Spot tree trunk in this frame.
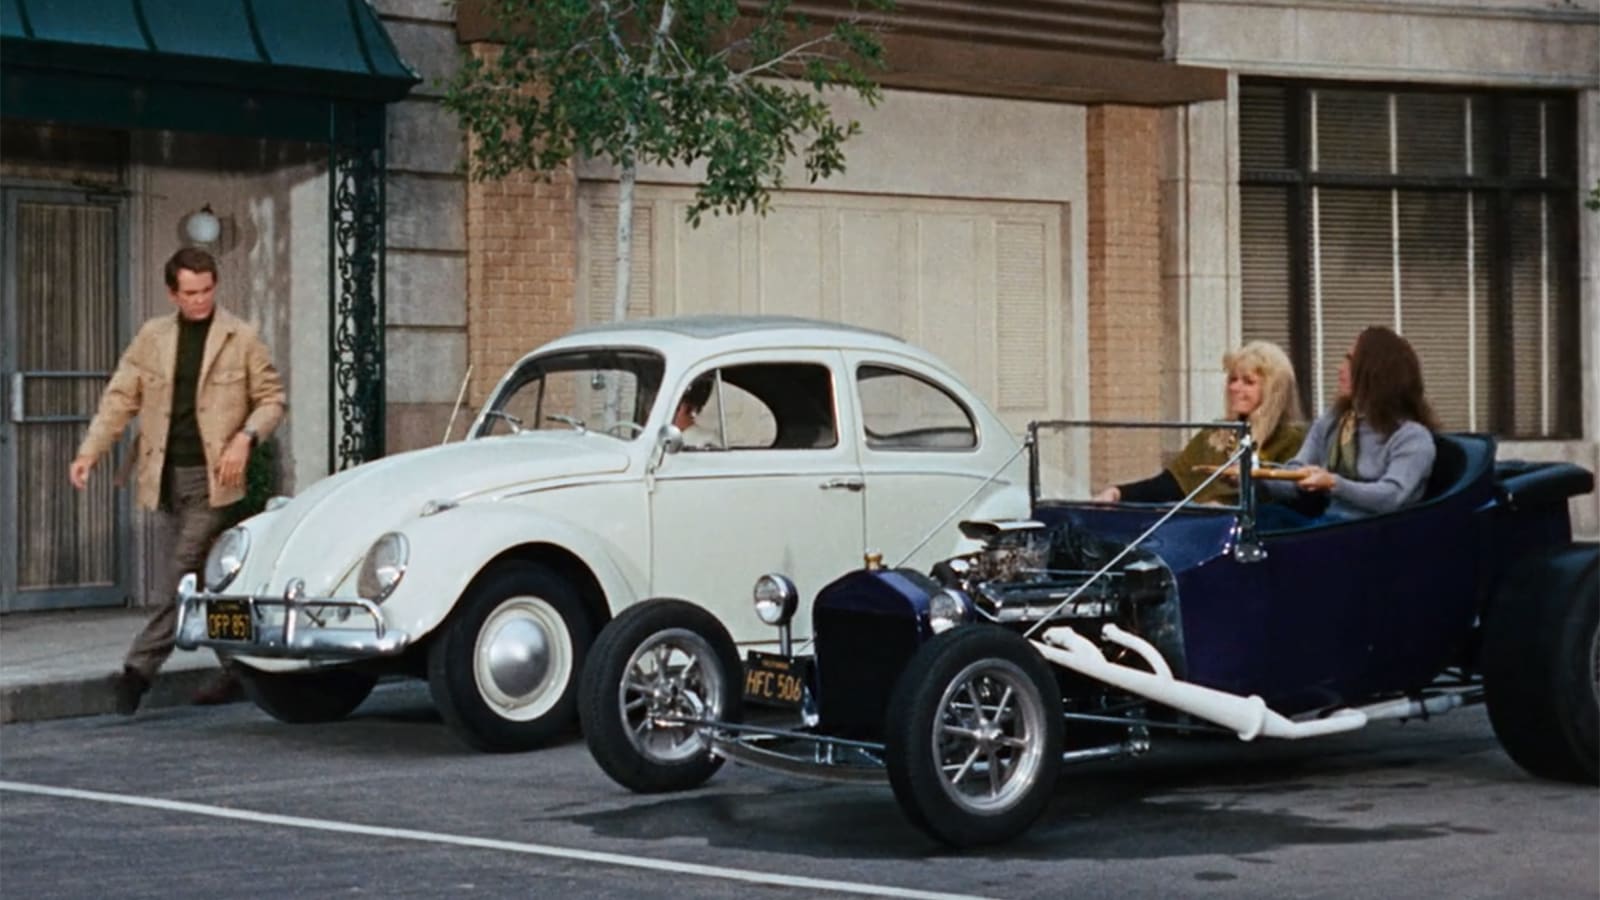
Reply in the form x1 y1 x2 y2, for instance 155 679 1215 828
612 159 636 326
603 158 638 428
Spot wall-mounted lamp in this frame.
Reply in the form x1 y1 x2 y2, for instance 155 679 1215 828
182 204 221 245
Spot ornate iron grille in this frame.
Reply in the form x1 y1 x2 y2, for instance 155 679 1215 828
329 103 387 470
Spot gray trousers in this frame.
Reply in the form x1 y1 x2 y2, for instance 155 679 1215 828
123 465 228 679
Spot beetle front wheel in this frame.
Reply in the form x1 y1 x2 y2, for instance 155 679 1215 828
427 560 591 752
885 626 1063 847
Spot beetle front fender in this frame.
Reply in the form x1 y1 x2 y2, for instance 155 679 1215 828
361 505 644 646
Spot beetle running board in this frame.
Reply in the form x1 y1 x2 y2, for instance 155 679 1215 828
1039 624 1391 741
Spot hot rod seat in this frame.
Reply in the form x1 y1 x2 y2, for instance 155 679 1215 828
1419 433 1495 505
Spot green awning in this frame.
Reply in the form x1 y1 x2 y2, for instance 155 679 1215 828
1 0 419 142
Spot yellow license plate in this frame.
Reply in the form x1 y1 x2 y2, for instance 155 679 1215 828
205 599 253 641
743 651 809 708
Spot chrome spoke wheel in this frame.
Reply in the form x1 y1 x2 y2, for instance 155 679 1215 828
931 658 1048 814
617 628 726 764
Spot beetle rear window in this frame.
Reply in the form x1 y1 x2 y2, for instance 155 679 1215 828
856 365 977 450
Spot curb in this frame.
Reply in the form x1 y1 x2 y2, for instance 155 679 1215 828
1 666 230 724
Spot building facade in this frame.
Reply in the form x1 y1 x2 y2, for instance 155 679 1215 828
3 0 1594 612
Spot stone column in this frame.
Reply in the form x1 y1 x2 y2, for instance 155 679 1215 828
1162 87 1238 428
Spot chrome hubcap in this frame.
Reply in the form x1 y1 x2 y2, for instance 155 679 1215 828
474 597 572 722
486 617 550 698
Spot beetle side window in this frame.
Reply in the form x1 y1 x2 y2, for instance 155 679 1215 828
856 365 977 450
678 363 837 451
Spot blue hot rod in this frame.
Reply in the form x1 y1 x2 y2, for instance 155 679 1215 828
578 421 1597 847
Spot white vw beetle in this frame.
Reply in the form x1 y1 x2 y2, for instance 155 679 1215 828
176 315 1028 751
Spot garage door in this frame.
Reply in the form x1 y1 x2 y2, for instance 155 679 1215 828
576 184 1071 439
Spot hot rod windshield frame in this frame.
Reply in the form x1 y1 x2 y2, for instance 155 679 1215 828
1025 419 1265 561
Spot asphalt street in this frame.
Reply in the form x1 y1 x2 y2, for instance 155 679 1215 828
0 682 1595 899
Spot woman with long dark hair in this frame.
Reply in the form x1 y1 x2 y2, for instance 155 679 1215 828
1262 326 1439 525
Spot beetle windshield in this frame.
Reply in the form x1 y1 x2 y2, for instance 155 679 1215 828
475 349 665 441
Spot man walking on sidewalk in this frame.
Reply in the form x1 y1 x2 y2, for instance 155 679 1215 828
68 247 286 714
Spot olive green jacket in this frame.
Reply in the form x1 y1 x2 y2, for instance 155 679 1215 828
1168 421 1307 505
76 308 286 510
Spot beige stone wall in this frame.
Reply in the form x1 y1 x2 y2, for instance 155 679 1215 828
379 4 471 453
1086 105 1168 489
1162 93 1239 429
1169 0 1599 87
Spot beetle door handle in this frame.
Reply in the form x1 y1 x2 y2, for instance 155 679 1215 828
820 477 864 492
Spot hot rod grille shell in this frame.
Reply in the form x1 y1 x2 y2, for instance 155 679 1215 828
813 608 923 741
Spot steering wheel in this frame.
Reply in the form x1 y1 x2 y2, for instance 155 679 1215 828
604 421 645 438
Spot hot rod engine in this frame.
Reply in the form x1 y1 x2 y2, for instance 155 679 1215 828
933 519 1186 678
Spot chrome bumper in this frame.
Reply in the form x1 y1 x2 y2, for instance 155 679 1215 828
174 573 412 659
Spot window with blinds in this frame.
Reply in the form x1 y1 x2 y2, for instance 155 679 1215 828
1239 81 1581 439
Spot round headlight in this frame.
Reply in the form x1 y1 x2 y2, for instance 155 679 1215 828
928 588 969 634
358 532 409 602
204 527 250 591
752 573 799 626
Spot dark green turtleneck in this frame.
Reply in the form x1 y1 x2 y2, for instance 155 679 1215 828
165 314 211 467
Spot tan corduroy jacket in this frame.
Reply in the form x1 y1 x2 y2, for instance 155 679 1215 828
76 307 286 510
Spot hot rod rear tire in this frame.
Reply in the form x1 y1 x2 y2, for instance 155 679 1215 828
427 560 592 753
1481 542 1598 785
238 665 377 724
884 626 1063 848
579 599 743 793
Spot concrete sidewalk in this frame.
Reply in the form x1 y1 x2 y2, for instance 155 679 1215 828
0 608 226 723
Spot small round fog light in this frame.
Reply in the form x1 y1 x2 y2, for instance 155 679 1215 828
752 573 799 626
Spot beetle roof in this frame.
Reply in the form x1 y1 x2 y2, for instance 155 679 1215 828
567 314 902 344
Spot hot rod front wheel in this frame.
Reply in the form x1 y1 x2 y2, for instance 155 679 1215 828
885 626 1063 848
427 560 592 752
579 599 743 793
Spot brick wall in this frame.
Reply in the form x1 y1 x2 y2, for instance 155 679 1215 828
1086 104 1167 488
461 44 580 414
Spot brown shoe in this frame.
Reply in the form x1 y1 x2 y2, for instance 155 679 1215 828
113 667 149 716
192 668 243 706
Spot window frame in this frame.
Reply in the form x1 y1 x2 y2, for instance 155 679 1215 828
1238 77 1582 439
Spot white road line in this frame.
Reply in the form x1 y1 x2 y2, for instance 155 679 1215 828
0 780 992 900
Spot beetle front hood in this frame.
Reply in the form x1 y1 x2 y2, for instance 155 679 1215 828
247 434 633 595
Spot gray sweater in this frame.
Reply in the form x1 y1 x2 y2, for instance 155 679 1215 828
1264 411 1436 519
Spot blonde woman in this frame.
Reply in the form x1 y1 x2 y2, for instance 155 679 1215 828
1095 341 1305 505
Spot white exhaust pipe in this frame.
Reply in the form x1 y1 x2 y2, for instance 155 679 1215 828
1035 625 1368 740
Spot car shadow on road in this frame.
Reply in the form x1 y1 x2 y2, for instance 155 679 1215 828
567 728 1510 860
